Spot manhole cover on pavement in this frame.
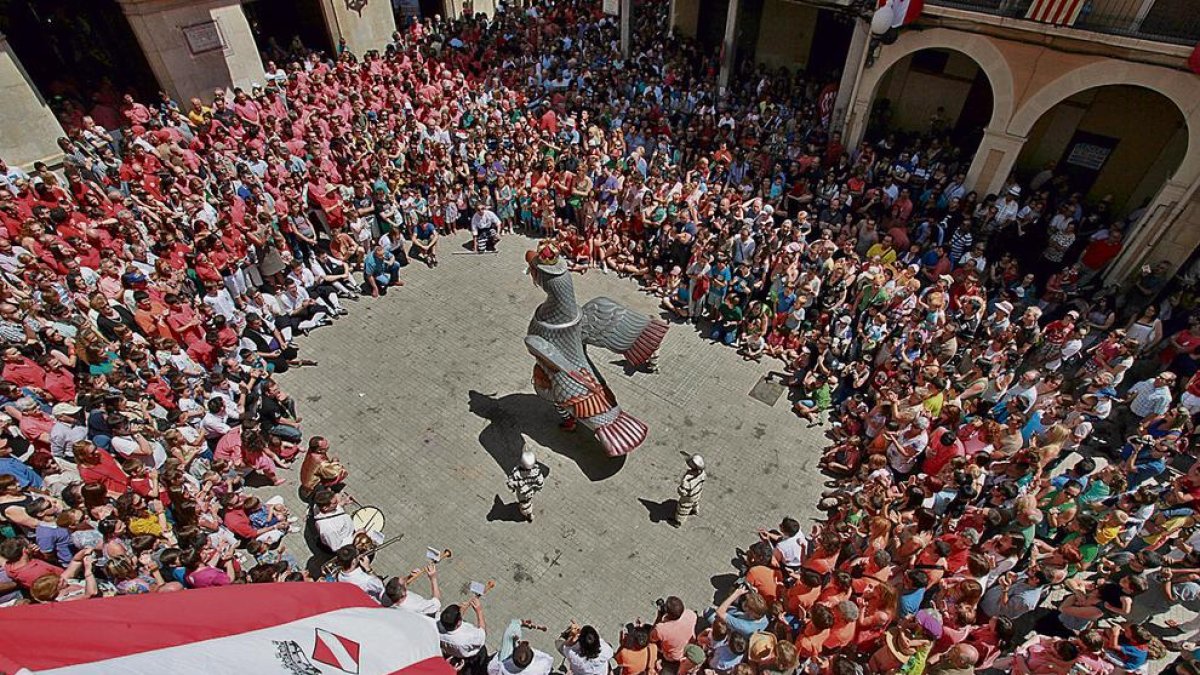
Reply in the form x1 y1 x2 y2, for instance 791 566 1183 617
748 377 786 407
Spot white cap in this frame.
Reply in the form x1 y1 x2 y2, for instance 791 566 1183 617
520 450 536 469
687 454 705 470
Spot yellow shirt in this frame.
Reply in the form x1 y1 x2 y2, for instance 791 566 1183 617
128 514 163 537
187 106 213 126
923 392 945 418
866 243 897 264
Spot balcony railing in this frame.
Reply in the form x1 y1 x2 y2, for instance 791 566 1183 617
926 0 1200 45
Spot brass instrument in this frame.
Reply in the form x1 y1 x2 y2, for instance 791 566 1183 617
402 548 453 584
321 533 405 579
457 580 497 608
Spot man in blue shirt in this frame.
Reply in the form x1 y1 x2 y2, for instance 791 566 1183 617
897 569 928 617
0 438 42 490
363 245 402 297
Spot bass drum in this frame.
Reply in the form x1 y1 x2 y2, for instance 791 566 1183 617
351 505 386 537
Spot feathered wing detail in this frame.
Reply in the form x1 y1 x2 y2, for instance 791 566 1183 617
594 411 648 457
561 368 615 419
580 297 669 368
526 336 615 419
525 335 647 456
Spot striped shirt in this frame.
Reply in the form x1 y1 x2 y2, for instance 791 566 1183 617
1128 379 1172 418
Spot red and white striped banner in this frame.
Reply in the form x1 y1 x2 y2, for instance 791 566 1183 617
0 583 455 675
1025 0 1085 26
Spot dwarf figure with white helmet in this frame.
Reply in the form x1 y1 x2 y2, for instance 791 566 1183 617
672 454 707 527
507 446 545 522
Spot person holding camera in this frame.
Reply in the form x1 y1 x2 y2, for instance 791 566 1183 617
651 596 697 675
557 621 613 675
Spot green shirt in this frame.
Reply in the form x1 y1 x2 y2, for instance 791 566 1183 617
719 303 743 324
812 384 832 410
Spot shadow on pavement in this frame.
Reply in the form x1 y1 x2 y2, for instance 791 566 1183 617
486 495 529 523
637 497 678 524
467 390 626 481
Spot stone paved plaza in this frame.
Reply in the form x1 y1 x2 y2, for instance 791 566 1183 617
270 231 827 647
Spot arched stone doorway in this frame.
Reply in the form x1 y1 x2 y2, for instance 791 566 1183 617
846 27 1016 151
866 48 995 159
1006 59 1200 282
1013 85 1187 222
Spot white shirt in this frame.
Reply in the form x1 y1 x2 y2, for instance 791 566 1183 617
338 566 387 604
313 506 356 552
278 288 313 315
775 533 808 568
1 165 29 195
49 421 88 459
391 590 442 617
558 639 614 675
0 244 30 274
110 434 167 468
471 210 501 234
488 650 555 675
440 622 487 658
201 411 233 441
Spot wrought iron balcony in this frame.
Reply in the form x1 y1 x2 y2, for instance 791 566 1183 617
925 0 1200 45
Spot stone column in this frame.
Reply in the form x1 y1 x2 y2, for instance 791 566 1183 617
1106 178 1200 284
0 33 66 169
621 0 633 58
844 95 873 148
670 0 701 38
718 0 740 93
318 0 398 56
963 128 1027 197
119 0 265 106
831 18 870 136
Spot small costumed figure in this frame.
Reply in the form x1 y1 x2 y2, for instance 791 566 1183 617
507 447 545 522
671 454 706 527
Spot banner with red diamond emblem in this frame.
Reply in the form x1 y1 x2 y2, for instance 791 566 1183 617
0 583 454 675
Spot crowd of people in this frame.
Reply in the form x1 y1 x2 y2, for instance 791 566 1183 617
2 0 1200 672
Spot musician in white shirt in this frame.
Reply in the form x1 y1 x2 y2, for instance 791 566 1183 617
334 543 386 603
439 598 488 668
310 488 355 552
384 564 443 616
488 642 554 675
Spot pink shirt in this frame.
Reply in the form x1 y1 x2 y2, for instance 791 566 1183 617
186 566 231 588
650 610 698 662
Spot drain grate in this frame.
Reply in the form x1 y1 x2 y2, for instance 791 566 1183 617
748 377 786 407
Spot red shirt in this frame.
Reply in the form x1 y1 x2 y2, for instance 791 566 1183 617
1081 237 1122 270
42 366 76 402
223 508 259 540
5 559 64 588
80 451 131 496
2 358 46 389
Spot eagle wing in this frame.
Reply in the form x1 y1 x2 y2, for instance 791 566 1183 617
525 335 614 419
579 296 669 368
